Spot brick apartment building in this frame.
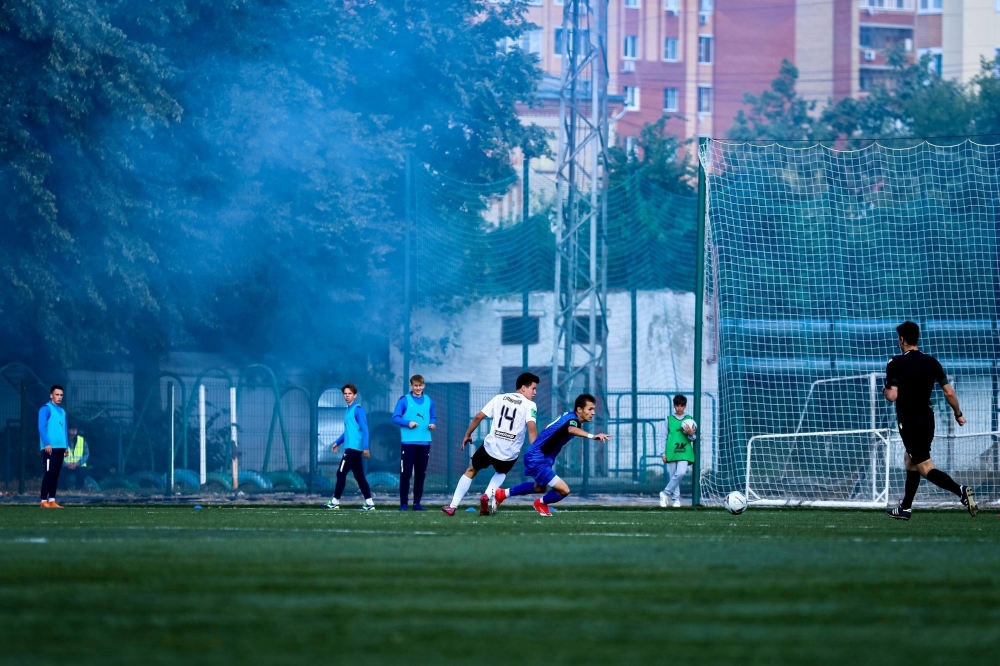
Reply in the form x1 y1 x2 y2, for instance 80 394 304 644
516 0 1000 156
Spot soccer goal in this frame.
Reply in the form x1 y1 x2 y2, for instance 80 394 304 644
746 428 1000 508
696 139 1000 508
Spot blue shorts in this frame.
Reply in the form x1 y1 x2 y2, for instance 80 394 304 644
523 453 557 488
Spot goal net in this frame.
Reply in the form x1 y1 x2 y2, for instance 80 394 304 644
699 140 1000 508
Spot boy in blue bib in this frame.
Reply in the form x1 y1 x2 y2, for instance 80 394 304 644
324 383 375 511
391 374 436 511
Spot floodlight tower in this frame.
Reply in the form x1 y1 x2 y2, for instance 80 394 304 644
551 0 610 422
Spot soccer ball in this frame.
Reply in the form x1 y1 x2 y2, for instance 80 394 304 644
682 420 697 436
724 491 747 515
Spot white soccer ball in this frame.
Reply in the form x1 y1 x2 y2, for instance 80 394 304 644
724 491 747 515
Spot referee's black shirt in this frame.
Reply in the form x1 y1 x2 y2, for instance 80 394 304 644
885 350 948 426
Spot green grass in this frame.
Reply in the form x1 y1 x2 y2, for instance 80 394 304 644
1 504 998 665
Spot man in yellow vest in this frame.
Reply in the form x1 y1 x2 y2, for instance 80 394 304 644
64 426 90 490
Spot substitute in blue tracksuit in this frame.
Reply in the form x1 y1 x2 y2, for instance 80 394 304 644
391 375 436 511
325 383 375 511
38 385 69 508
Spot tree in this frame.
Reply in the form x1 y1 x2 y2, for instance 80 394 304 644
820 49 975 145
0 0 182 371
727 60 830 143
607 117 695 194
1 0 541 377
729 49 1000 147
605 117 698 291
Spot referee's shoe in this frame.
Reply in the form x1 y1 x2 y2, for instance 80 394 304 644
960 486 978 517
886 503 911 521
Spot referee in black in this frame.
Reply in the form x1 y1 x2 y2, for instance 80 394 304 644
883 321 977 520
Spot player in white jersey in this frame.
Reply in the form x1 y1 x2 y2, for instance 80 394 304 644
441 372 539 516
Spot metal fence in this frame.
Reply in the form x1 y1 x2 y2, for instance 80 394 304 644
1 362 688 499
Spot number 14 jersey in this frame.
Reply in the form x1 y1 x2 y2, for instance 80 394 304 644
480 392 537 461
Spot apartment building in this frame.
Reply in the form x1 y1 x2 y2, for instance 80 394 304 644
520 0 856 145
518 0 996 151
942 0 1000 83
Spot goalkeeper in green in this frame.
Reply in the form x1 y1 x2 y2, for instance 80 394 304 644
660 394 696 508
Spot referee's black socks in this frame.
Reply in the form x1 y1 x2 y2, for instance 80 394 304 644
926 469 962 497
901 471 921 510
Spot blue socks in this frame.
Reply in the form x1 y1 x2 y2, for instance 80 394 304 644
508 483 567 504
509 481 536 497
542 489 564 505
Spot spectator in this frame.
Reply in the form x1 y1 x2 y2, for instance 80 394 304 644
64 426 90 490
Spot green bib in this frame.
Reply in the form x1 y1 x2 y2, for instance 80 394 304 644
665 413 695 463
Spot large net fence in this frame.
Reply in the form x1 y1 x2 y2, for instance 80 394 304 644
405 165 698 496
699 140 1000 508
1 163 700 500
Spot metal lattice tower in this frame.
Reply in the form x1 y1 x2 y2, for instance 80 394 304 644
551 0 610 419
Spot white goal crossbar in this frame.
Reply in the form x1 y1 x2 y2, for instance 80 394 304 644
745 429 1000 509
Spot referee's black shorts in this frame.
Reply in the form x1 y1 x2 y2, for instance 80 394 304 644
898 419 934 465
471 445 518 474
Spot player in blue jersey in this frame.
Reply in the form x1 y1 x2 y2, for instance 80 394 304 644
488 393 610 517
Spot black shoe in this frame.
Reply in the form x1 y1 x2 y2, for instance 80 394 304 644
886 504 911 521
960 486 978 517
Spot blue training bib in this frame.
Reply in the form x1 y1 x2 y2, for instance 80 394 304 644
400 394 432 443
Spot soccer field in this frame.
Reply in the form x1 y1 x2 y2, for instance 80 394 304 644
1 506 998 665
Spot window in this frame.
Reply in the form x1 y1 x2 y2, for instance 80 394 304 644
859 26 913 50
624 86 640 111
625 0 639 7
698 85 712 113
573 316 606 345
699 0 713 12
663 37 678 61
623 35 638 59
663 87 678 112
861 0 912 9
502 317 540 346
918 47 942 76
664 0 679 11
520 28 542 56
918 0 942 12
698 35 714 64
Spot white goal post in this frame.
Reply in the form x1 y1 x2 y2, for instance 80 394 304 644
746 429 1000 508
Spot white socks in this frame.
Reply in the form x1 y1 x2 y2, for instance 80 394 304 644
450 474 474 508
485 473 506 495
329 497 339 506
365 498 374 506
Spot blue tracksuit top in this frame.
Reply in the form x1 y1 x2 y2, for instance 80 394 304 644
392 393 436 444
335 403 370 451
38 402 69 450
